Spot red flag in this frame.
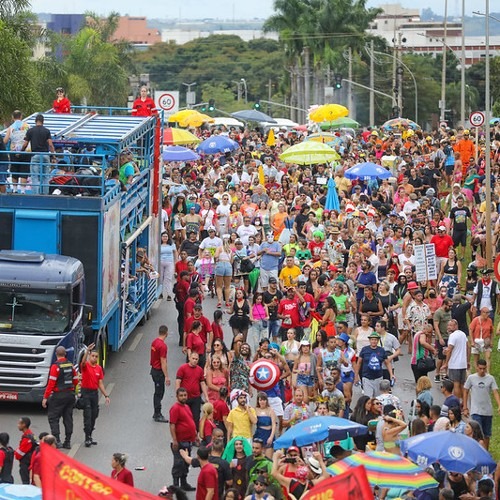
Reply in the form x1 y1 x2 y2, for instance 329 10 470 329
302 465 374 500
40 442 159 499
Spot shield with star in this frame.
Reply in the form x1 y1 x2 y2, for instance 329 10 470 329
249 360 280 391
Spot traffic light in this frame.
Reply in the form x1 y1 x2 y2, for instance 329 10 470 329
254 99 261 110
208 99 215 112
334 74 343 90
201 103 207 112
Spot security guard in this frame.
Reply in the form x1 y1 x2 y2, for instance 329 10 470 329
42 346 78 449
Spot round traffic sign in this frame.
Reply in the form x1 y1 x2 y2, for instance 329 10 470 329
495 254 500 283
158 93 176 111
469 111 485 128
439 121 447 128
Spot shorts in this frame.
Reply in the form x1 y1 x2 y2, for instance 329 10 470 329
436 339 448 360
10 153 31 179
296 374 315 387
268 319 281 339
471 339 492 355
448 368 467 384
268 396 284 417
341 371 355 384
445 164 455 175
215 261 232 277
452 230 467 247
259 268 278 288
471 414 493 437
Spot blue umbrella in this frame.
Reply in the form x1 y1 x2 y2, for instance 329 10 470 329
273 416 367 448
400 431 496 475
162 146 200 162
344 162 391 180
325 177 340 211
232 109 277 123
196 135 239 154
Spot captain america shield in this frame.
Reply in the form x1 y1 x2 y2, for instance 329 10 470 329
249 360 280 391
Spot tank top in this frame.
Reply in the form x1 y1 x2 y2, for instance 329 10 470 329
252 303 267 320
443 259 458 275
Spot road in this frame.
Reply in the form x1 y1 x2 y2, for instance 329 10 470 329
0 296 446 495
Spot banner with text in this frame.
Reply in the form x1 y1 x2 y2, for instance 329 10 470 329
41 442 158 499
414 244 437 282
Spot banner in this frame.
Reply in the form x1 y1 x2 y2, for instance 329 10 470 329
41 442 158 499
302 465 374 500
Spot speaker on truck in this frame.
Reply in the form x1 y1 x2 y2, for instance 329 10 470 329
0 212 13 250
61 215 99 312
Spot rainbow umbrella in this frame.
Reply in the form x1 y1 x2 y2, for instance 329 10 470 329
162 128 201 145
327 451 438 490
381 118 420 132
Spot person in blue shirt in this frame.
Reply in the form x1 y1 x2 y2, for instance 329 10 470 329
258 233 282 292
355 261 378 304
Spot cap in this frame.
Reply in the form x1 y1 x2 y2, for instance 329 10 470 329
324 377 334 384
426 188 435 196
453 183 461 188
329 265 339 272
368 332 380 339
407 281 419 290
426 136 432 141
268 277 278 284
438 225 446 231
287 445 300 453
255 474 268 485
207 226 216 232
338 332 350 344
370 131 379 137
300 339 311 346
481 268 494 275
308 457 322 475
464 129 470 135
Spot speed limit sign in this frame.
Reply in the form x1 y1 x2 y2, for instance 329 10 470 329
469 111 485 128
154 91 179 117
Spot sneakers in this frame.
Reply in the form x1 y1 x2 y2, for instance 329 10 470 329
180 483 196 492
56 440 63 449
434 374 441 383
85 438 93 448
62 441 72 450
153 414 169 423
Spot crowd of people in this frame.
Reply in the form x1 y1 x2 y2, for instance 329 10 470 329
155 120 500 500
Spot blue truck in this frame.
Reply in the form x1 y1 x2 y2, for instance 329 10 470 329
0 109 162 402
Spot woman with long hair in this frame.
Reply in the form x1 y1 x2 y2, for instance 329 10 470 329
320 296 338 338
448 407 466 434
199 402 216 446
160 232 177 301
228 289 251 341
350 395 378 451
254 392 277 458
249 292 269 352
206 356 229 404
172 194 188 248
214 235 233 309
292 340 318 403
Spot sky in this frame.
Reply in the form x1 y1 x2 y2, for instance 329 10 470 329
29 0 500 19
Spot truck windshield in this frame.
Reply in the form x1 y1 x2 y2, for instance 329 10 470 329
0 290 70 334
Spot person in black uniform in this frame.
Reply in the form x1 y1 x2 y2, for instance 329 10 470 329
42 346 78 449
0 433 14 484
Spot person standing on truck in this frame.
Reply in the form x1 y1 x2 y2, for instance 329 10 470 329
42 346 78 449
14 417 36 484
151 325 171 423
80 343 111 447
131 86 157 117
53 87 71 114
21 113 55 195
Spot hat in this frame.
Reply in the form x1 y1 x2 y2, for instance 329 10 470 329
287 445 300 453
481 268 494 275
308 457 322 475
371 131 379 137
379 379 391 391
331 227 340 234
207 226 216 232
329 265 339 272
268 277 278 284
324 377 335 384
438 225 446 231
300 339 310 346
426 188 435 196
407 281 419 290
453 183 461 188
425 136 432 142
255 475 268 486
389 211 397 216
464 129 470 135
409 193 417 200
338 332 350 344
368 332 380 339
269 342 280 351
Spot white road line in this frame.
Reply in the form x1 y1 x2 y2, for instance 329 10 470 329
68 442 81 458
128 332 144 352
152 300 162 310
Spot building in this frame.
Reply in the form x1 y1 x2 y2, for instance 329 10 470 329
113 16 161 47
368 3 500 66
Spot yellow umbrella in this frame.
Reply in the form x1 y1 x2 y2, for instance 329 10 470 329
266 128 276 147
306 132 338 143
179 112 215 128
280 141 340 165
258 164 265 185
309 104 349 123
168 109 199 123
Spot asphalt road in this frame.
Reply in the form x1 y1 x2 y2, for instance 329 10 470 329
0 296 446 495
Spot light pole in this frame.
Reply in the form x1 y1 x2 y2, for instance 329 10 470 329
440 0 448 123
370 48 419 124
232 80 242 101
182 82 197 109
461 0 466 125
473 5 493 267
240 78 248 103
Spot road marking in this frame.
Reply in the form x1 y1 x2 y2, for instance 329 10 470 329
68 442 81 458
128 332 143 352
152 300 162 310
100 382 115 405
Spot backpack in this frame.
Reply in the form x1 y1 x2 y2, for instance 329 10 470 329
19 434 37 464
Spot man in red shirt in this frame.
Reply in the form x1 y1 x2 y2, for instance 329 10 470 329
277 287 304 341
80 343 110 447
31 434 57 487
183 304 213 352
169 387 197 492
430 225 454 271
176 352 209 429
175 270 191 346
150 325 171 423
14 417 35 484
196 446 219 500
42 346 78 449
131 86 158 117
175 251 189 282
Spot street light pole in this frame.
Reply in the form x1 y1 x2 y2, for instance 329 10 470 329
485 0 493 267
240 78 248 103
460 0 466 125
182 82 197 109
440 0 448 122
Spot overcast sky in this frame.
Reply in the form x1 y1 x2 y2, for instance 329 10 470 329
30 0 500 19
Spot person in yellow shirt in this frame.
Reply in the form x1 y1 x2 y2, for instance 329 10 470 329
279 256 302 290
226 392 257 440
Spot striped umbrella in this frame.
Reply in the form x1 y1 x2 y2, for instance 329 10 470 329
162 128 201 145
327 451 438 490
